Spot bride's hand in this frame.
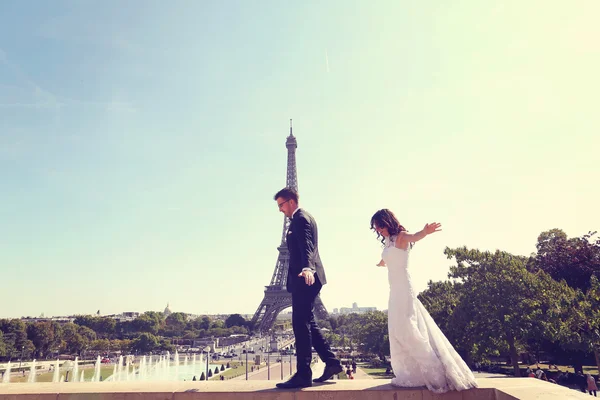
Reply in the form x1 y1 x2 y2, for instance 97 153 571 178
423 222 442 235
376 259 386 267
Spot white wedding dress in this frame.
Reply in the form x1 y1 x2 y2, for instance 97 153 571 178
382 235 478 393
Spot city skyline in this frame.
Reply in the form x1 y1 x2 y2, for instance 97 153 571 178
1 2 598 318
11 301 380 320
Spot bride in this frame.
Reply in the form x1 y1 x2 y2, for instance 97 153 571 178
371 209 478 393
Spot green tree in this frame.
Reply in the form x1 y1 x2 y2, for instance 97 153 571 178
323 332 343 347
225 314 247 328
208 328 228 338
0 331 6 357
556 276 600 374
230 326 248 335
26 321 62 359
164 312 187 336
132 333 159 353
90 339 110 352
0 319 29 358
95 318 116 338
61 323 86 355
73 315 96 329
199 316 212 330
115 321 136 338
352 311 389 359
78 326 97 342
210 319 225 329
445 246 573 376
116 339 133 354
158 338 175 352
132 312 163 335
183 330 199 340
328 316 338 331
144 311 166 326
534 229 600 291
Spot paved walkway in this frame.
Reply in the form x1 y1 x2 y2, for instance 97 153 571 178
232 360 297 381
232 359 327 382
352 366 374 379
230 359 375 381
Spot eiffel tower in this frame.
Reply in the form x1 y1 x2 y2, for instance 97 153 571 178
251 120 329 333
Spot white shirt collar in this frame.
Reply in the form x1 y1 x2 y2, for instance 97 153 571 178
291 207 301 218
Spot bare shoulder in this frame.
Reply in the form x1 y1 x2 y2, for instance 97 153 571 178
394 232 410 250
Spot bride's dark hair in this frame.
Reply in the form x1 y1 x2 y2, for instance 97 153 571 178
370 209 408 246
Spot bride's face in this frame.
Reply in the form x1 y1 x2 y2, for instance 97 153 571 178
374 224 390 237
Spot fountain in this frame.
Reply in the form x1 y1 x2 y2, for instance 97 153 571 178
111 364 117 381
2 351 225 384
125 357 130 381
2 362 11 383
52 360 60 383
70 358 77 384
91 356 101 382
116 356 123 381
27 360 37 383
174 351 179 381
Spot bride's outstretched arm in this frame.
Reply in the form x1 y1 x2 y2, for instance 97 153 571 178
376 259 386 267
395 222 442 247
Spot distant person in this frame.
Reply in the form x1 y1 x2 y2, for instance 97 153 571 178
587 374 598 396
535 368 544 379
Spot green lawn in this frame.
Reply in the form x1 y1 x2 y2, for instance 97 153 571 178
210 361 255 380
358 364 393 379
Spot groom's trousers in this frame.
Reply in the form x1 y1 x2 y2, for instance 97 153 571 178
291 281 338 379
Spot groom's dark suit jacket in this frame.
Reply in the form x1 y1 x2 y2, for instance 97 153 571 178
285 208 327 293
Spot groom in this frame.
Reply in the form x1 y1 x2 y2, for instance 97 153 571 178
274 187 342 389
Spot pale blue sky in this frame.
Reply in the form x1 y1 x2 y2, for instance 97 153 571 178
1 1 598 318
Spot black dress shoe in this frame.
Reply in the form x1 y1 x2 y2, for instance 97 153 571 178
313 363 344 382
276 374 313 389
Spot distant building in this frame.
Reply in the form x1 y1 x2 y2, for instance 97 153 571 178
20 316 75 324
193 338 218 351
105 312 140 322
333 302 377 315
163 303 172 317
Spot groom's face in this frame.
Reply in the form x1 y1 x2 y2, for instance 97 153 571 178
276 197 296 218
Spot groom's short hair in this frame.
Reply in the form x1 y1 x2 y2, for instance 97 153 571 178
274 187 299 203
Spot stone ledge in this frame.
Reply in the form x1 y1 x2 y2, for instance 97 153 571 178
0 378 590 400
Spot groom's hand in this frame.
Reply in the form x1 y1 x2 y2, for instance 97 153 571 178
298 270 315 286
